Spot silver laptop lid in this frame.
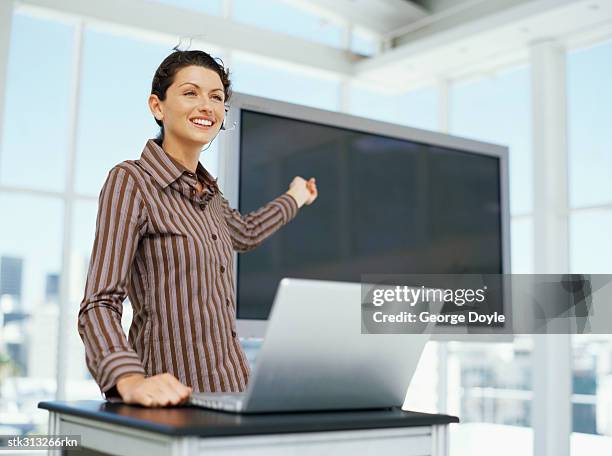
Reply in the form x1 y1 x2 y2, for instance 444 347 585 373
241 278 438 413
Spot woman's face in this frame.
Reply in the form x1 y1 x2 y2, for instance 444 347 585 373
149 65 226 147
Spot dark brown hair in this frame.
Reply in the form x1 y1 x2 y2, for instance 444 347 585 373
151 48 232 142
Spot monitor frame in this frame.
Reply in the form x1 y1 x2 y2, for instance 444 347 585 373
217 92 511 340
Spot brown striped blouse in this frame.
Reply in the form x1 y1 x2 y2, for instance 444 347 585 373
77 139 299 401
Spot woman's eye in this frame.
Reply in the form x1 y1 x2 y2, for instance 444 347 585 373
212 95 223 101
184 91 196 96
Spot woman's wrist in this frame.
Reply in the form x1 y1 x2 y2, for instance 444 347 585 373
285 189 306 208
116 373 145 396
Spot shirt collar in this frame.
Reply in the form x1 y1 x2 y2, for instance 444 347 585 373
138 139 219 192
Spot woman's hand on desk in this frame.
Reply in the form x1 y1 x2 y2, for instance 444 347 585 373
116 373 192 407
286 176 318 208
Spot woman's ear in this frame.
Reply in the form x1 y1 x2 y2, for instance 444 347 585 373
148 94 164 122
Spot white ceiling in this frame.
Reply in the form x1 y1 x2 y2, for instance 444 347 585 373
293 0 612 91
354 0 612 90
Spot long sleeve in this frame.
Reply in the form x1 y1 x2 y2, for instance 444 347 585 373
220 193 299 253
77 165 148 398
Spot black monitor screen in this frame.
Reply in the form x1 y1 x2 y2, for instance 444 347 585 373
237 110 502 320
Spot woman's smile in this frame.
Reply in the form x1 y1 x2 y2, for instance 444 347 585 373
190 116 215 130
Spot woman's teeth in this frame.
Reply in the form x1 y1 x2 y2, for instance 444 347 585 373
192 119 213 127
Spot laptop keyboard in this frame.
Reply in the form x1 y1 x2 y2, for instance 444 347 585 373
192 393 244 401
190 392 245 410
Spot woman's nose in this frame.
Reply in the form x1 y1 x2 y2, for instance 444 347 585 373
197 96 214 112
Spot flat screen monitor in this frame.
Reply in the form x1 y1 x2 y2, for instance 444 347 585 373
219 94 510 338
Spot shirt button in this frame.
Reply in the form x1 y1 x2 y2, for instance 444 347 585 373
200 202 206 210
231 330 237 338
220 265 225 273
212 233 217 240
226 298 230 306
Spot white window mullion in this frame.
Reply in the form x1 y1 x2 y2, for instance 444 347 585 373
0 0 14 178
56 19 84 401
530 38 572 456
531 39 570 274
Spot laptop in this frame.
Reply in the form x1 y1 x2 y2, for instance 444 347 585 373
188 278 439 413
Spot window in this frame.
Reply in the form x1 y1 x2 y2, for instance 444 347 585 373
448 337 533 427
450 65 532 217
0 12 73 436
567 38 612 275
349 83 399 124
0 13 74 192
232 55 341 111
572 335 612 439
349 83 439 131
449 65 532 274
74 27 172 196
570 209 612 274
446 337 534 454
233 0 345 48
567 39 612 209
399 86 438 131
0 194 63 434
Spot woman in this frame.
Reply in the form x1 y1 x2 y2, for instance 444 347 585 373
77 49 318 408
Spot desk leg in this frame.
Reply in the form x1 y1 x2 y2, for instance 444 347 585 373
431 424 449 456
48 412 61 456
170 437 193 456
